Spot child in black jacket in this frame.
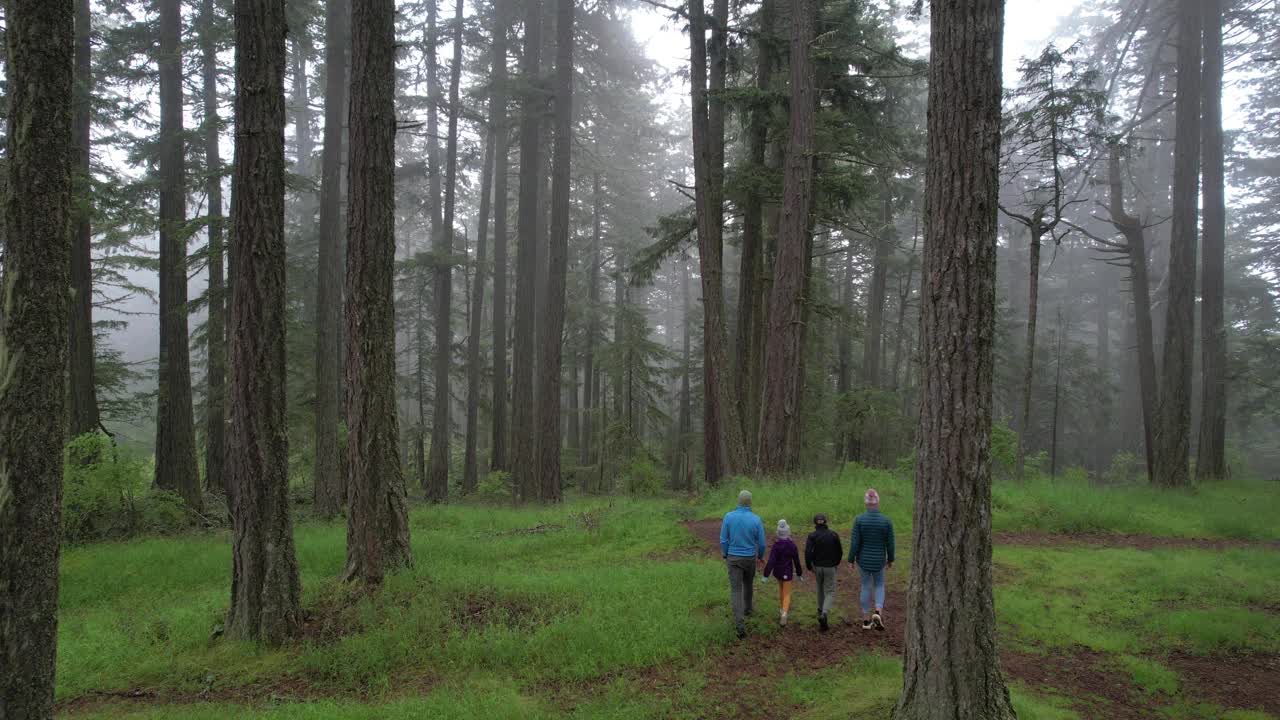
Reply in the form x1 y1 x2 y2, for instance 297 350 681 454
804 513 843 632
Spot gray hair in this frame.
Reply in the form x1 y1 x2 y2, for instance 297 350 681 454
737 490 753 507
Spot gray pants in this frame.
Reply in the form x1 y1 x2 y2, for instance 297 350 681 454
726 556 757 631
814 566 838 616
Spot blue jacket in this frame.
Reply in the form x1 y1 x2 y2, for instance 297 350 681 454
849 510 895 573
720 506 766 559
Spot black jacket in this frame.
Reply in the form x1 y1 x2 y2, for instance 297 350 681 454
804 526 844 569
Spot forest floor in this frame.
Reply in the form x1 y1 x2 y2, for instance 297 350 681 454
53 469 1280 719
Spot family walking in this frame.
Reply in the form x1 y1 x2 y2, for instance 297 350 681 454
719 488 895 639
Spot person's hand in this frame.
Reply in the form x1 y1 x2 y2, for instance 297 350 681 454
848 562 856 572
886 562 893 572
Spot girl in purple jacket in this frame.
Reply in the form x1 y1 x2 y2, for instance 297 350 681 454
763 519 803 626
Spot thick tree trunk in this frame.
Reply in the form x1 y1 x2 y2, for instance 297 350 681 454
201 0 227 497
291 36 316 247
465 14 505 495
757 0 816 474
1197 0 1226 482
314 0 348 518
580 172 602 466
512 0 544 501
345 0 413 584
69 0 99 439
1014 230 1043 479
489 2 512 473
426 0 465 504
534 0 574 504
0 3 74 714
226 0 303 645
893 0 1016 717
735 0 774 444
1153 0 1201 488
155 0 202 512
689 0 748 484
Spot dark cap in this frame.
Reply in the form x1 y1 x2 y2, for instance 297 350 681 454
813 513 828 526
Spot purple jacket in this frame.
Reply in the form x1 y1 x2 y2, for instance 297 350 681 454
763 538 803 581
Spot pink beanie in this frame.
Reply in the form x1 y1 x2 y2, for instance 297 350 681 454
864 488 880 509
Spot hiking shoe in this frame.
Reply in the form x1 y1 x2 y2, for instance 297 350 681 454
780 611 788 626
736 626 746 640
819 614 829 632
872 611 885 631
861 620 873 631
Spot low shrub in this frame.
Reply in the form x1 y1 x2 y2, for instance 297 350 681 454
63 432 189 542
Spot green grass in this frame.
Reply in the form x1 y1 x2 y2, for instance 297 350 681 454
54 468 1280 718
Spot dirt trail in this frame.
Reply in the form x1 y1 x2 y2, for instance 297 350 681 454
678 518 1280 719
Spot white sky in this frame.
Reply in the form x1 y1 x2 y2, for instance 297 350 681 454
628 0 1082 96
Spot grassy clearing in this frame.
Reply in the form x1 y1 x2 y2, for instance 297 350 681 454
995 545 1280 655
55 468 1280 718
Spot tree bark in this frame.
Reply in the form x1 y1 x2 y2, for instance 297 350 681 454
0 2 73 714
426 0 464 504
512 0 544 501
345 0 413 584
201 0 227 497
735 0 774 444
314 0 348 518
155 0 203 512
465 10 505 496
1094 274 1112 475
893 0 1016 717
689 0 748 484
1196 0 1226 482
757 0 816 474
489 0 512 472
1014 228 1044 479
534 0 573 504
890 229 918 390
1107 145 1157 482
225 0 303 645
1153 0 1201 488
69 0 99 439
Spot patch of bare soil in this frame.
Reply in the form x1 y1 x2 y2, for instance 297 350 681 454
994 530 1280 552
670 518 1280 719
1166 650 1280 716
450 592 551 634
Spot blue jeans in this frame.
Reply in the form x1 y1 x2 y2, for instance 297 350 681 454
859 569 885 615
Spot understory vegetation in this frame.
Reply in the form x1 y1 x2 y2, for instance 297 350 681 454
55 467 1280 719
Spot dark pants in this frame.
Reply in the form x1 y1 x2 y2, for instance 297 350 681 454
814 565 837 616
726 556 757 632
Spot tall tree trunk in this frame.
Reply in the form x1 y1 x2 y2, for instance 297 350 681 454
226 0 303 644
427 0 464 503
345 0 413 584
534 0 573 503
580 171 601 466
291 36 316 245
757 0 816 474
1094 274 1112 475
863 181 892 389
890 229 918 390
893 0 1016 716
1107 145 1158 482
1050 307 1064 476
489 2 512 473
1153 0 1201 488
314 0 349 518
201 0 227 497
735 0 774 443
0 2 74 714
155 0 202 513
1196 0 1226 482
1014 229 1044 479
689 0 748 484
512 0 543 501
465 12 505 495
69 0 99 439
836 243 853 459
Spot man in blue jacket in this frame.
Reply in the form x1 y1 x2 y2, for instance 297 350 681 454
720 489 767 639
